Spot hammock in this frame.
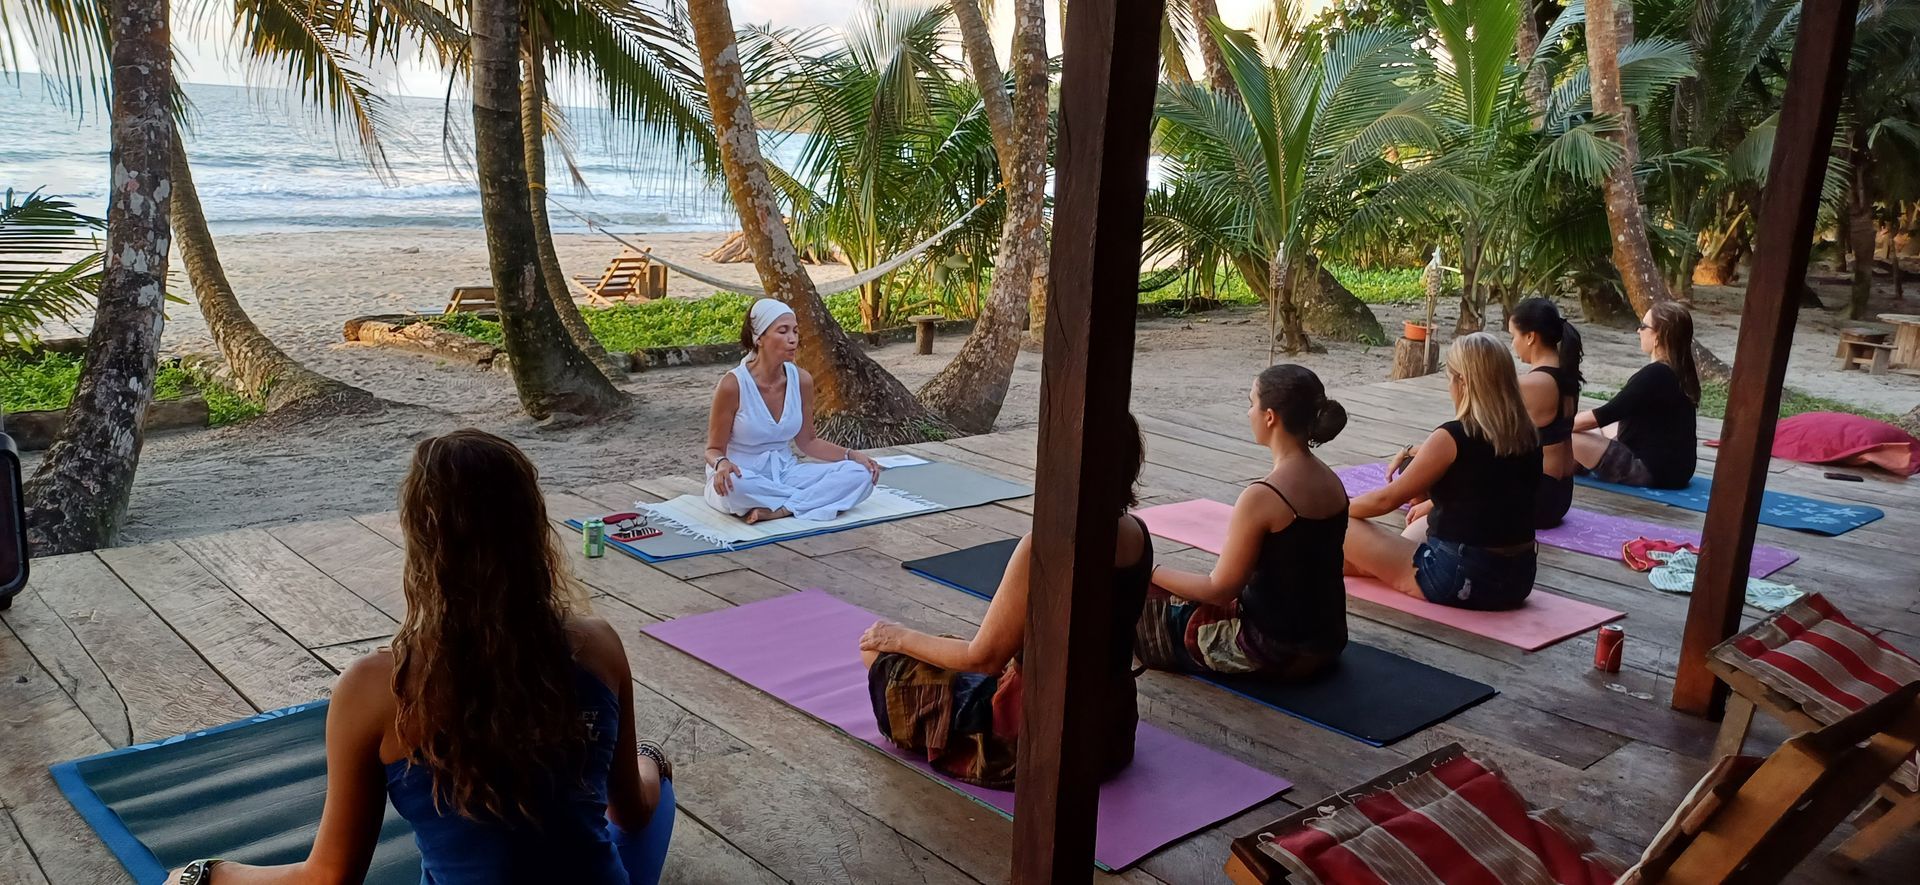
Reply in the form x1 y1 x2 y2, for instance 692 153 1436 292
548 192 999 297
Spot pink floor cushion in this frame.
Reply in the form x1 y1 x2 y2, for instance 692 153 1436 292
1762 412 1920 475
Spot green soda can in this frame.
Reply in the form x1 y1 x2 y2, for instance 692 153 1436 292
582 518 607 558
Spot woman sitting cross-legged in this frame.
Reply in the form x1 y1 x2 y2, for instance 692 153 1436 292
1508 297 1583 528
704 297 880 524
1345 333 1541 612
856 415 1153 789
1137 365 1350 682
167 430 675 885
1571 302 1700 490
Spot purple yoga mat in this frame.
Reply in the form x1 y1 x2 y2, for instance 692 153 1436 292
643 590 1292 869
1336 463 1800 578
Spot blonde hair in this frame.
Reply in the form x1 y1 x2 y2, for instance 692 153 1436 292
1446 333 1539 457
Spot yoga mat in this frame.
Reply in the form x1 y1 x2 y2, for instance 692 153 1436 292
901 543 1498 746
1573 474 1883 536
1135 499 1625 652
642 590 1291 869
1336 463 1801 577
567 460 1031 562
51 703 421 885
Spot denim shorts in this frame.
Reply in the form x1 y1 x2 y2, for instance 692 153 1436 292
1413 538 1536 611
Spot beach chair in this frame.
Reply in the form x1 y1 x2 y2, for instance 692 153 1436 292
1226 685 1920 884
1706 593 1920 870
443 285 496 314
575 248 667 306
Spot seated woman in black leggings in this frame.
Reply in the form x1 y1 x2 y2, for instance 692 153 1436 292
1343 333 1540 611
1508 298 1582 528
1138 365 1349 681
1571 302 1699 489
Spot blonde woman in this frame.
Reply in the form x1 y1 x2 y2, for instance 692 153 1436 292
1344 334 1542 611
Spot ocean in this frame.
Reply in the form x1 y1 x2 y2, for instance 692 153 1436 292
2 73 789 234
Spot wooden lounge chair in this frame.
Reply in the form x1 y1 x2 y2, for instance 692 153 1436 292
443 285 496 315
574 248 667 306
1707 593 1920 870
1227 684 1920 884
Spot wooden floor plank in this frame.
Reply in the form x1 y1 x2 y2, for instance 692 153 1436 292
0 807 50 885
0 586 131 748
175 529 396 648
660 814 786 885
0 629 132 885
269 518 407 621
97 543 337 712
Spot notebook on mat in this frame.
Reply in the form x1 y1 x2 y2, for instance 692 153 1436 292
642 590 1291 868
902 542 1496 745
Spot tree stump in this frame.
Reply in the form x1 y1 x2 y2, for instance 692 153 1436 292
910 315 943 355
1391 336 1438 380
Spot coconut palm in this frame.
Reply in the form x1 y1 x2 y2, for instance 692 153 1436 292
1588 0 1676 315
0 190 100 344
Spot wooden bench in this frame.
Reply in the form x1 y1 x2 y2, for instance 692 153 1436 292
908 315 943 354
575 248 668 306
443 285 496 315
1837 327 1895 374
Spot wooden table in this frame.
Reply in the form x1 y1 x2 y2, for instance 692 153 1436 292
1876 314 1920 367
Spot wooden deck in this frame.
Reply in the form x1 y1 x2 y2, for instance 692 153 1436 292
4 375 1919 883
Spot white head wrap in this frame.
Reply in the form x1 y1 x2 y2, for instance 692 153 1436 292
749 298 796 345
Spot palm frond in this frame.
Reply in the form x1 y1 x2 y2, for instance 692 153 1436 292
0 189 103 344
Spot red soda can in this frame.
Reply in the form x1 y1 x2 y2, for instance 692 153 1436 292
1594 625 1625 672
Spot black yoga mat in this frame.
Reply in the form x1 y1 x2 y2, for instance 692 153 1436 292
903 542 1498 746
52 702 421 884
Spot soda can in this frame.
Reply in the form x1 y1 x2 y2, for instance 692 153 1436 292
1594 624 1624 673
583 518 607 559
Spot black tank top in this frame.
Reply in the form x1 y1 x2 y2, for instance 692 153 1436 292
1108 516 1154 674
1428 421 1541 547
1530 365 1576 446
1237 482 1348 653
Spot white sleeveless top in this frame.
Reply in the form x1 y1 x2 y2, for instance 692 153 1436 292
726 359 801 464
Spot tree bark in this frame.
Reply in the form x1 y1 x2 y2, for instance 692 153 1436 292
918 0 1049 433
24 0 173 555
470 0 626 420
1587 0 1674 316
1193 0 1236 96
521 23 630 383
949 0 1016 182
1269 247 1310 354
1847 127 1875 320
1515 0 1551 123
685 0 947 446
171 142 382 416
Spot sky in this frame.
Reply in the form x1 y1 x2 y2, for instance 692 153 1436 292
5 0 1316 99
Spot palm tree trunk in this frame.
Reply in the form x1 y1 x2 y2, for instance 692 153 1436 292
521 23 629 383
1586 0 1673 316
24 0 172 555
919 0 1049 433
1269 247 1310 353
950 0 1015 181
171 142 381 415
685 0 946 446
1193 0 1236 96
1514 0 1550 123
1848 127 1876 320
471 0 625 419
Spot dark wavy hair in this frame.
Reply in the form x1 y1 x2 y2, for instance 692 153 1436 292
1255 364 1346 446
393 429 587 823
1115 412 1147 510
1509 297 1583 395
1649 302 1700 406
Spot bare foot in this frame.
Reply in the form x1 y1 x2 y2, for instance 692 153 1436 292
743 507 792 525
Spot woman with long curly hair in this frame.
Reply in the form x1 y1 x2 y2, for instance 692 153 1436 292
168 430 674 885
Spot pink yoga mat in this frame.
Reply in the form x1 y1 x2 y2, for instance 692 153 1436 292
642 590 1291 869
1136 499 1624 652
1335 463 1799 577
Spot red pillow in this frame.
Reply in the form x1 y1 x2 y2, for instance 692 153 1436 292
1769 412 1920 475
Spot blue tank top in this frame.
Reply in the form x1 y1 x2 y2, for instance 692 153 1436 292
385 666 627 884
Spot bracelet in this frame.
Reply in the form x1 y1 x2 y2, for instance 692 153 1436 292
843 449 853 461
711 456 729 470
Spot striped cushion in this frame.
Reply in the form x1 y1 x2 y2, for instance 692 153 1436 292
1257 753 1620 884
1712 593 1920 790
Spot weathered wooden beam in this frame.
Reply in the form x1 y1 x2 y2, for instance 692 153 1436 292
1673 0 1859 716
1012 0 1165 878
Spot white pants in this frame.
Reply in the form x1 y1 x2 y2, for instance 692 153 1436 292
705 457 876 521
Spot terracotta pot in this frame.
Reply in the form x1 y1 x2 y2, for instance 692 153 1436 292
1403 321 1430 342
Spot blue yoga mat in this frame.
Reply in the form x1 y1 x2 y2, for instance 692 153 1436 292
1574 474 1883 536
901 541 1497 746
51 703 421 885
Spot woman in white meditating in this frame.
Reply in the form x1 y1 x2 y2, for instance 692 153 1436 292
704 298 881 524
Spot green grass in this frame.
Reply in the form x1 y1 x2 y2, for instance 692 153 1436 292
1590 380 1896 423
428 292 872 353
0 352 261 427
1329 264 1424 305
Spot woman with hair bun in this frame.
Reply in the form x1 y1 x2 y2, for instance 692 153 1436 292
1136 364 1351 682
1508 297 1583 528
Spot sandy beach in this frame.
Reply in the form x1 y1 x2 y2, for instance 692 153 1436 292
18 226 1919 544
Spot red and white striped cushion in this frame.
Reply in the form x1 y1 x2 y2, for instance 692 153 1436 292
1257 754 1620 885
1713 593 1920 790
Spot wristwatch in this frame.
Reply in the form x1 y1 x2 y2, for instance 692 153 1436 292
178 859 222 885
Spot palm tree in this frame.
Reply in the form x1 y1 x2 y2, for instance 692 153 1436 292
470 0 627 418
919 0 1049 433
686 0 949 445
1587 0 1673 315
23 0 173 555
0 190 101 345
1839 0 1920 318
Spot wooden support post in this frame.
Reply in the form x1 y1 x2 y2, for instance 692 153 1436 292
1012 0 1164 879
1673 0 1858 717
